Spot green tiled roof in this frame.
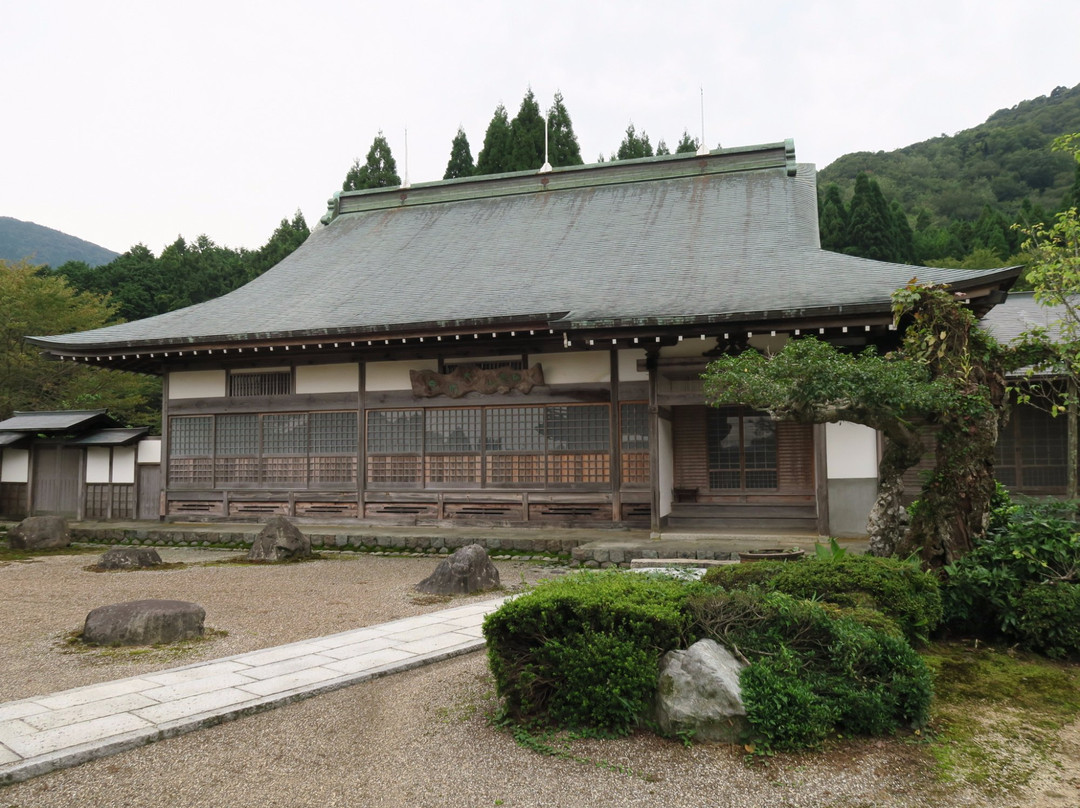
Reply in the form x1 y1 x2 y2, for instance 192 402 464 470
30 143 1020 353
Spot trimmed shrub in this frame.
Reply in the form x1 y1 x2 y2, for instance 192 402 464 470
1013 583 1080 660
942 507 1080 653
701 555 943 645
482 571 693 736
688 588 933 750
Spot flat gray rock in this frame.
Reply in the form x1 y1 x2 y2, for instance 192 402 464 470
655 638 749 743
415 544 500 595
8 515 70 550
83 599 205 646
97 546 163 569
248 516 311 561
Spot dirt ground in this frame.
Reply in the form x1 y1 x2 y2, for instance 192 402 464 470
0 547 1078 807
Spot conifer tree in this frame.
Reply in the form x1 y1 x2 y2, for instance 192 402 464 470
475 104 514 176
655 140 670 156
342 132 400 191
615 123 654 161
818 184 849 253
546 91 583 167
846 173 894 261
443 126 475 179
675 130 700 153
508 88 546 171
889 200 918 264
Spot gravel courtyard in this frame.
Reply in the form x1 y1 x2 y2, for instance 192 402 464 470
0 546 1076 807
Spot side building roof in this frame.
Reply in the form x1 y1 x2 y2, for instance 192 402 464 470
30 141 1020 364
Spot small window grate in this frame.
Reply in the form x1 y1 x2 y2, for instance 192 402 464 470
229 371 292 397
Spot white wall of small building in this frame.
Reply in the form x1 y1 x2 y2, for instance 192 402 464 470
365 359 438 391
1 449 29 483
825 422 879 538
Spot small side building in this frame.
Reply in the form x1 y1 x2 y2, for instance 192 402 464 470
0 410 161 521
25 142 1020 535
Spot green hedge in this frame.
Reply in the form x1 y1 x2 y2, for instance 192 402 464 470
701 555 943 645
688 588 934 750
482 571 694 736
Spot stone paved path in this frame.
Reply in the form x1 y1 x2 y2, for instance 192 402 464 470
0 596 506 785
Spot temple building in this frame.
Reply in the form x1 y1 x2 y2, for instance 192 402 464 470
17 142 1021 534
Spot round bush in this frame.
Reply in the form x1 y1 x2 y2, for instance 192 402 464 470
1013 583 1080 660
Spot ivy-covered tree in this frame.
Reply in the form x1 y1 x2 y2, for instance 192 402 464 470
342 132 400 191
546 91 583 168
704 283 1008 566
475 104 514 176
615 123 654 161
443 126 475 179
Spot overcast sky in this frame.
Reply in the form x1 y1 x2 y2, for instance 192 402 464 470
3 0 1079 256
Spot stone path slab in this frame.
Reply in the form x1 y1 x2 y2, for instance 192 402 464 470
0 596 506 785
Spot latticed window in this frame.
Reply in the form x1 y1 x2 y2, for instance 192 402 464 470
229 371 292 397
366 404 611 488
707 407 777 490
996 403 1068 492
171 416 212 457
169 410 358 488
620 402 650 484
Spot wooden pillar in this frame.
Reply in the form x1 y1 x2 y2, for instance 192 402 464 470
609 350 622 524
647 349 661 535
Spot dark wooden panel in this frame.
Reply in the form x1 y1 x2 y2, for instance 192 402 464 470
777 421 815 493
673 405 709 491
0 482 28 519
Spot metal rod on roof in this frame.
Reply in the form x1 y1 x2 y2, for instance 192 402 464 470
540 115 552 174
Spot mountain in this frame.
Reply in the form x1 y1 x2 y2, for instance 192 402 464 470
819 83 1080 225
0 217 119 268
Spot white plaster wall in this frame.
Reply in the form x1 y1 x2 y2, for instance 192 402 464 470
1 449 29 483
826 422 879 479
747 334 790 355
365 359 438 392
112 446 136 484
658 418 674 518
85 447 112 483
296 363 359 394
137 439 162 464
168 370 226 400
660 337 718 357
529 352 609 384
617 349 649 382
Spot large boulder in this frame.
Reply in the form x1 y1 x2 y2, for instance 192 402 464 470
247 516 311 561
97 546 164 570
8 515 70 550
655 638 749 743
415 544 500 595
83 599 205 646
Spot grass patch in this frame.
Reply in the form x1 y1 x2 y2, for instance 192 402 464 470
924 640 1080 794
202 552 327 566
0 544 102 562
83 561 189 573
58 628 229 661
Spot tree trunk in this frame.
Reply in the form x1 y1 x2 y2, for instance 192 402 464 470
866 432 925 557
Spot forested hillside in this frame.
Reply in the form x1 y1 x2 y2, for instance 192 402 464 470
820 84 1080 224
0 216 118 268
816 84 1080 269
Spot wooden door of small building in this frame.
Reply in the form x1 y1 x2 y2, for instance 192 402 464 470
137 463 161 520
31 445 81 517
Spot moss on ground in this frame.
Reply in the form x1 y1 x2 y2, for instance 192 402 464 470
924 640 1080 794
